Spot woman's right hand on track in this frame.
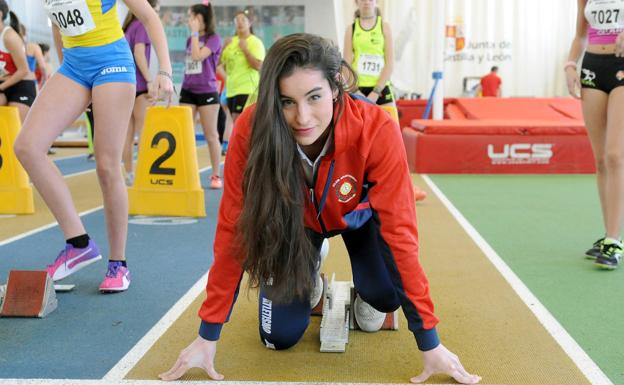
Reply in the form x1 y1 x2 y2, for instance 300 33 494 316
565 68 581 99
159 336 224 381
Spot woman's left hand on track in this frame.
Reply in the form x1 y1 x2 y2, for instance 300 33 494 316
410 343 481 384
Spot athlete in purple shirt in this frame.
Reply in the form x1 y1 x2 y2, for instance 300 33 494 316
122 0 159 186
180 3 223 189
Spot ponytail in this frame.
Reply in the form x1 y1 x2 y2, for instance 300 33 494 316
8 11 20 34
122 12 137 32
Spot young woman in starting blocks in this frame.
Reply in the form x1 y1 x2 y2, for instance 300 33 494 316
160 33 480 384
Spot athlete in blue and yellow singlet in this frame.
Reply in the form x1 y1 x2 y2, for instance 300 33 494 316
14 0 173 293
45 0 136 88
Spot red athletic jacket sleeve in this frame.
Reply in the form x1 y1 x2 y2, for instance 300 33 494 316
197 107 254 341
364 108 440 350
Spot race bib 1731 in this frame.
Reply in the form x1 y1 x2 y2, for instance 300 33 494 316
357 54 384 77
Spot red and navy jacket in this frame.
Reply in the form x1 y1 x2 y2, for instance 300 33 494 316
199 95 440 351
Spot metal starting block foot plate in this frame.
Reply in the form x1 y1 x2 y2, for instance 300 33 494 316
0 270 57 318
320 277 351 353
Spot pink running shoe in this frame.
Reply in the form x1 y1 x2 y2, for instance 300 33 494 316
99 261 131 292
210 175 223 189
46 240 102 281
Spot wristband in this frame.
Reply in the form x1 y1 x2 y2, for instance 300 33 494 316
191 31 199 38
157 70 172 80
373 86 383 95
564 61 577 71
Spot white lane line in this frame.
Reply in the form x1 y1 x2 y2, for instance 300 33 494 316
1 164 224 384
60 146 214 179
0 206 103 247
421 174 613 385
102 272 209 381
64 169 97 178
0 381 456 385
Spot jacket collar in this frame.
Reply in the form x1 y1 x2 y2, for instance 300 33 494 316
332 94 366 156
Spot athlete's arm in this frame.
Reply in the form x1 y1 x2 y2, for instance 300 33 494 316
133 43 151 83
124 0 173 103
343 25 354 66
188 16 213 62
159 337 223 381
217 63 226 80
0 28 29 91
52 25 63 63
568 0 588 62
565 0 587 98
370 22 394 98
31 43 48 83
239 38 262 71
190 36 213 62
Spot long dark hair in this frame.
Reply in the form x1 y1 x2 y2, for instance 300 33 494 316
39 43 50 55
190 4 216 37
238 33 357 304
122 0 159 32
0 1 21 34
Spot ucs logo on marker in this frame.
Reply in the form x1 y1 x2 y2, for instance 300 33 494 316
487 143 553 165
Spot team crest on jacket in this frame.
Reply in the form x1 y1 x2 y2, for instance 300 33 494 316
333 175 357 203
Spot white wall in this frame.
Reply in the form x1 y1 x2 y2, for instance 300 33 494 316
380 0 577 97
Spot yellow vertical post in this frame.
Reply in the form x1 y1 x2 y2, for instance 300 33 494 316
128 106 206 217
0 106 34 214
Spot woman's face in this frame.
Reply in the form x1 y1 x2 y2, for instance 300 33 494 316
356 0 376 14
279 67 337 148
235 14 250 33
189 11 204 28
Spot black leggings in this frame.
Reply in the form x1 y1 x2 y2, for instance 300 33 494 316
258 218 400 350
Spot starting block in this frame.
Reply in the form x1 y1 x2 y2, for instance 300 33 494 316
319 274 400 353
0 106 34 214
128 106 205 217
0 270 57 318
53 284 75 292
320 274 351 352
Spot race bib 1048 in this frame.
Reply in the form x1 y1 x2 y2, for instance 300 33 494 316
44 0 96 37
585 0 624 30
